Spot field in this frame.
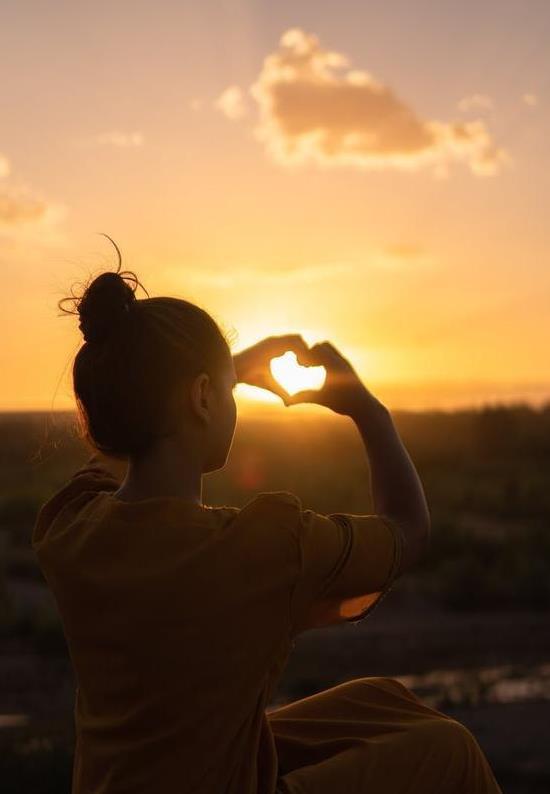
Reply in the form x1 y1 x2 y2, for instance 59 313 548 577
1 405 549 793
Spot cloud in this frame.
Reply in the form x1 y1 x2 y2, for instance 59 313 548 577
214 86 248 120
95 131 144 147
383 243 425 258
522 92 538 107
0 150 68 247
219 28 507 177
373 243 436 271
458 94 494 112
174 247 435 289
0 153 10 179
0 183 68 249
189 97 205 112
178 261 354 289
0 191 48 225
0 187 67 227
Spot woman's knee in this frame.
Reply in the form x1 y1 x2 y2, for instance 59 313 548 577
420 715 483 765
354 675 416 698
432 718 500 790
350 675 404 688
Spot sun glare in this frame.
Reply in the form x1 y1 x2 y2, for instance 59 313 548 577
270 351 326 396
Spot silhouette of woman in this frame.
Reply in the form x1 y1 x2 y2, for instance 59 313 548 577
32 237 503 793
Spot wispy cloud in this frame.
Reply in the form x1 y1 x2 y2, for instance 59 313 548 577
522 92 538 107
189 97 205 112
95 131 144 147
218 28 508 178
176 261 355 289
173 247 435 289
457 94 494 112
0 149 67 242
0 191 47 225
0 183 68 248
214 86 248 120
0 153 10 179
373 243 436 271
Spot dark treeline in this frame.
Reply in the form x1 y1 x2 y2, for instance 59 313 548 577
397 403 550 464
1 403 550 627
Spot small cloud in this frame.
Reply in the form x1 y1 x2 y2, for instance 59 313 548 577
234 28 508 177
374 244 435 270
214 86 248 120
0 149 68 247
189 97 205 112
0 185 67 226
457 94 494 112
0 153 10 179
0 183 68 247
522 92 538 107
95 131 144 147
0 191 47 225
384 243 425 259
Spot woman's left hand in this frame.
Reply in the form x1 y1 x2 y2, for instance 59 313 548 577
233 334 312 406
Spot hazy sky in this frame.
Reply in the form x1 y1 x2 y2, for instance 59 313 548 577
1 0 549 411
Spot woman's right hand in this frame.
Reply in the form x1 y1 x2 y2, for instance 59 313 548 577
233 334 313 406
286 341 374 418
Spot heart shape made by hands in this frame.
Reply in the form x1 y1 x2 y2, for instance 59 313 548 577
269 351 326 396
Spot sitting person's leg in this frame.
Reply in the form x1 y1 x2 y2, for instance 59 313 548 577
269 677 503 794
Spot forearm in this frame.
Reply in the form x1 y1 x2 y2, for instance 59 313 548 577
232 351 244 382
349 392 431 566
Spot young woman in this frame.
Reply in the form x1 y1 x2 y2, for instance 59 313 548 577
32 241 503 793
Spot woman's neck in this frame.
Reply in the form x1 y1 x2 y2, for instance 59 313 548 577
113 434 204 504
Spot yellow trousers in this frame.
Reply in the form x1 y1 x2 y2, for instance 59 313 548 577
269 677 503 793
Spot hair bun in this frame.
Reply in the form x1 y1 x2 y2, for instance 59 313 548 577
78 271 137 344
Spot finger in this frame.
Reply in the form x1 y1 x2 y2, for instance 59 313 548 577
262 371 292 405
316 341 344 359
321 341 349 364
319 341 342 356
299 342 338 367
265 334 311 359
285 389 322 406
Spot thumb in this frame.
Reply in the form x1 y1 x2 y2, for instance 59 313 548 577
262 372 294 406
285 389 321 406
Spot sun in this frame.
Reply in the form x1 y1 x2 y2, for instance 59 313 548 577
270 351 326 396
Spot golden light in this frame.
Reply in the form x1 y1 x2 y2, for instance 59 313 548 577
270 351 326 396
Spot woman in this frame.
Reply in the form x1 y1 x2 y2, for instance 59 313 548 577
32 239 503 793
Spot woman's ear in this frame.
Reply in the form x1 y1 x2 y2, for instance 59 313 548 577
190 372 212 424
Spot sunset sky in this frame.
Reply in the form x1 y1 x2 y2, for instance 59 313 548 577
1 0 550 412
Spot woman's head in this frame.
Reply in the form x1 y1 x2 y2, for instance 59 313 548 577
59 237 237 472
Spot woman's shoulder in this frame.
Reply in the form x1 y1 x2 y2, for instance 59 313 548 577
235 489 303 524
32 454 121 549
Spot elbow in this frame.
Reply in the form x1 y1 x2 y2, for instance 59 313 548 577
418 519 431 561
419 508 431 555
415 509 431 563
396 513 431 575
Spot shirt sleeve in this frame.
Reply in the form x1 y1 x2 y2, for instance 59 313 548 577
288 501 404 634
32 452 127 549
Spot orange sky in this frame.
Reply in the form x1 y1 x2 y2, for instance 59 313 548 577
1 2 549 412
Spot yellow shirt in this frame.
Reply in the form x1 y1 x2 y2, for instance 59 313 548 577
32 452 403 794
